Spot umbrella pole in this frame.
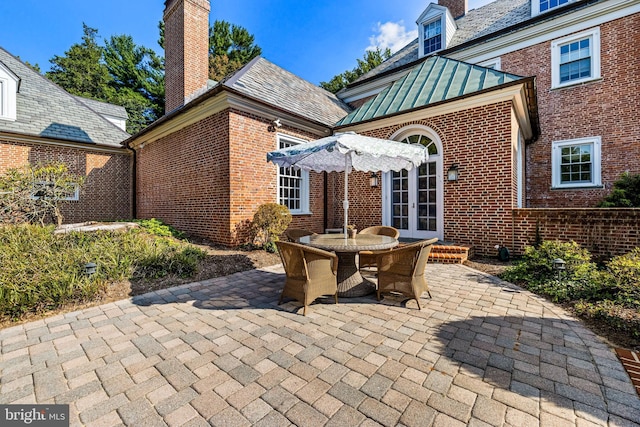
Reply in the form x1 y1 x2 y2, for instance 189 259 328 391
343 156 349 239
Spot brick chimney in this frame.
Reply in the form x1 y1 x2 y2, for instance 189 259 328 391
163 0 211 113
438 0 468 19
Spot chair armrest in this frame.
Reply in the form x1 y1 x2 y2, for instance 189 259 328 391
302 246 339 275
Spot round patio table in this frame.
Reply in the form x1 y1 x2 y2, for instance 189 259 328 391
299 233 398 297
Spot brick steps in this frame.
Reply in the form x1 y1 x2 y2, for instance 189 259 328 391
429 244 473 264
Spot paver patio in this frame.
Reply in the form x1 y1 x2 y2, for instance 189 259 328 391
1 263 639 426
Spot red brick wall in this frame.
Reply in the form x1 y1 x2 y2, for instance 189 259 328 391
512 208 640 258
336 101 516 256
135 109 327 246
163 0 210 113
227 110 326 243
501 13 640 208
0 138 132 223
136 110 231 243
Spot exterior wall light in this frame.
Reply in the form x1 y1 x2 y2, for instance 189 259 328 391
552 258 566 280
447 163 459 181
370 172 379 188
85 262 97 276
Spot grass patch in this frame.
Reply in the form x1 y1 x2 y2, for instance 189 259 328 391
0 223 205 319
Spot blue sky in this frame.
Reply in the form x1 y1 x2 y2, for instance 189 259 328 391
0 0 494 85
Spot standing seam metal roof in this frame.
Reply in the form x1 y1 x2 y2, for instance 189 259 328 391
337 56 525 126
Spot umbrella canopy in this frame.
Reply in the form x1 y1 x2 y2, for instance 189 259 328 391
267 132 429 235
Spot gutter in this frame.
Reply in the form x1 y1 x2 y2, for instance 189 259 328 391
125 82 341 148
124 140 136 219
343 0 600 91
335 77 540 140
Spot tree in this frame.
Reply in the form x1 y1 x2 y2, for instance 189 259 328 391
0 163 85 226
46 24 111 100
103 34 165 132
598 172 640 207
158 19 260 81
208 20 262 81
46 24 165 134
320 47 392 93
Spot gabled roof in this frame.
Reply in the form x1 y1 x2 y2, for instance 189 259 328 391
348 0 531 85
337 56 525 126
224 57 351 127
73 96 128 121
0 47 129 147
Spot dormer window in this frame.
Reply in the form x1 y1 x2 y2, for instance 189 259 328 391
541 0 569 12
532 0 574 16
423 20 443 55
0 61 19 122
417 4 456 58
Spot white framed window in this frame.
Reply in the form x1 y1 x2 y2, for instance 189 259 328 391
551 137 601 189
0 62 19 121
532 0 573 16
423 19 443 55
551 28 600 89
32 182 80 201
277 134 310 215
477 57 502 71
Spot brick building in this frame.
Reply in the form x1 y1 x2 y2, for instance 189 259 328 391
0 47 132 223
128 0 640 255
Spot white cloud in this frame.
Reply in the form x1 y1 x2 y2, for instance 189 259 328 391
367 21 418 54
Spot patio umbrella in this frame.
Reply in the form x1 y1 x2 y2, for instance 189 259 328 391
267 131 429 235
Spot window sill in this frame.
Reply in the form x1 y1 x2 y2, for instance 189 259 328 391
551 185 604 190
290 211 312 216
551 77 602 91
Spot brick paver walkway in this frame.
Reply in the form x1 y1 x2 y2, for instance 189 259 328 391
1 264 639 426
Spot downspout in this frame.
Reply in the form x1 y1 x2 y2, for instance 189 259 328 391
125 142 136 219
323 171 328 233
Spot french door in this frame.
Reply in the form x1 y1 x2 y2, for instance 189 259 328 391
383 133 443 240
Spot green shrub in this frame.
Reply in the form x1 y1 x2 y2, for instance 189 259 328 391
251 203 292 249
602 248 640 308
501 240 595 286
132 218 185 238
0 224 205 319
598 172 640 207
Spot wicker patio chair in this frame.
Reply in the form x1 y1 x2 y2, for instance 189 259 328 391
376 237 438 310
284 228 316 243
358 226 400 270
275 241 338 316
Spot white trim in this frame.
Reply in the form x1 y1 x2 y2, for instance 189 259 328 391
382 125 444 240
32 182 80 201
551 136 602 189
0 62 19 122
477 57 502 71
340 83 533 141
417 4 456 58
276 133 311 215
0 132 129 155
550 27 601 89
450 0 638 65
339 0 638 106
128 90 332 149
516 132 524 208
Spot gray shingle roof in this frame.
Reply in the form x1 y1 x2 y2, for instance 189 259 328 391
73 96 128 120
0 47 129 147
224 57 351 126
350 0 530 84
